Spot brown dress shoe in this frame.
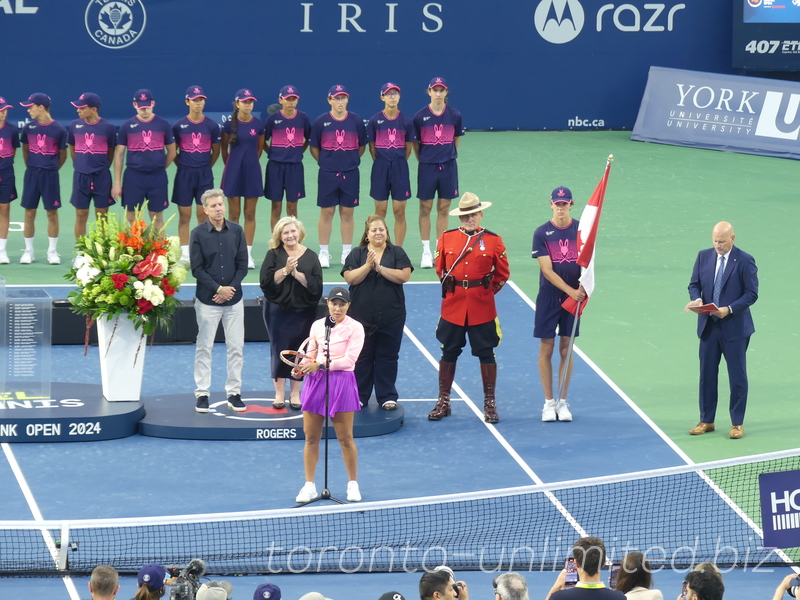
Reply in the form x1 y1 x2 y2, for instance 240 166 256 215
689 422 715 435
729 425 744 439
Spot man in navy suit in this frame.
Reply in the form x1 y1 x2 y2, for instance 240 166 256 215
685 221 758 439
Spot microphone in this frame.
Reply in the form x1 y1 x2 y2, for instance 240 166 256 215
325 315 337 330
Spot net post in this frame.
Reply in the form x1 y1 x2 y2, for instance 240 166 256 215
57 524 70 571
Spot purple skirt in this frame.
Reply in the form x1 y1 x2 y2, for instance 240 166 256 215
300 370 361 418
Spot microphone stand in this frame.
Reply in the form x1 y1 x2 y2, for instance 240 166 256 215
302 319 344 506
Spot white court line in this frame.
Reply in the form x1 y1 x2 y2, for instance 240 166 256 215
2 443 81 599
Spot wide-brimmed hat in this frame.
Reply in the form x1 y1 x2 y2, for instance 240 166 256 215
449 192 491 216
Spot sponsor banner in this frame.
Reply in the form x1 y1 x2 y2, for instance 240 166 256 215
734 0 800 69
0 0 735 130
759 469 800 549
631 66 800 160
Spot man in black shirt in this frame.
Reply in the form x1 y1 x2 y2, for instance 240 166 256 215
190 188 248 412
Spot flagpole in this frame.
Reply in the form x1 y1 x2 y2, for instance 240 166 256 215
556 300 582 403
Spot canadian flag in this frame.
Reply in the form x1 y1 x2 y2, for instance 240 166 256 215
562 156 613 317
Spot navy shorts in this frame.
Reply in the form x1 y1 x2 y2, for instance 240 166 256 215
417 159 458 201
70 170 114 210
122 168 169 212
172 165 214 207
317 168 360 208
370 157 411 201
436 317 501 363
21 167 62 210
265 160 305 202
533 292 580 338
0 167 17 203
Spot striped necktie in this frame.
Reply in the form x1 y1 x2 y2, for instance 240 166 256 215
712 255 725 306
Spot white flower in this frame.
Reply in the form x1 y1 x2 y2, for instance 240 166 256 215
76 265 101 286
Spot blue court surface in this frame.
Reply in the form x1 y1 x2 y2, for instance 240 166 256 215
2 282 793 599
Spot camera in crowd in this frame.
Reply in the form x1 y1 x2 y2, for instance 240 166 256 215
167 558 207 600
787 577 800 597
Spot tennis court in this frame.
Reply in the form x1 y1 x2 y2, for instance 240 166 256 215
1 131 798 599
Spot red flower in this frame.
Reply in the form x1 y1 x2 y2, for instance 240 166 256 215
111 273 129 290
136 298 153 314
132 251 164 280
161 278 175 296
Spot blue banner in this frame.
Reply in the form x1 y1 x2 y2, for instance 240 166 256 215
631 66 800 159
759 469 800 549
0 0 734 131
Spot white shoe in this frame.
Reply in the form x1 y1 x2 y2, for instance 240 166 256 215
247 256 255 269
541 400 556 422
296 482 318 503
20 250 34 264
47 250 61 265
420 249 433 269
556 399 573 422
346 480 362 502
0 251 9 264
319 251 331 269
341 250 349 265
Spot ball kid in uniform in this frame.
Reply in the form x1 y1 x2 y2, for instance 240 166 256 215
112 89 177 230
0 96 19 264
413 77 465 269
172 85 221 263
221 88 265 269
68 92 117 239
264 85 311 231
367 82 416 246
309 84 367 268
19 93 68 265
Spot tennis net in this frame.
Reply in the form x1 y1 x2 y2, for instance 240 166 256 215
2 448 798 575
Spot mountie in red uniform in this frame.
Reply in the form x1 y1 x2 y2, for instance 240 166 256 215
430 193 509 425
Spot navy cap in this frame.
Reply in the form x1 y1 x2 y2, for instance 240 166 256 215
71 92 102 108
279 85 300 99
254 583 282 600
381 82 401 95
0 96 13 110
428 77 448 89
137 563 168 589
328 84 349 97
133 89 154 108
550 186 573 203
186 85 207 100
327 286 351 303
379 593 407 600
20 93 51 108
235 88 257 102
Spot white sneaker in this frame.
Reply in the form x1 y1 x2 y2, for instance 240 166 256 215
541 400 556 422
319 251 331 269
47 250 61 265
296 482 318 503
0 251 9 264
341 250 349 265
20 250 34 264
556 399 573 422
247 255 255 269
346 480 362 502
420 249 433 269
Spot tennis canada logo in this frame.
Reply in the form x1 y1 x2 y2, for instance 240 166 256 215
85 0 147 49
534 0 585 44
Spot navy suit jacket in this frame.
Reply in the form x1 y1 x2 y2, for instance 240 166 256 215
688 245 758 341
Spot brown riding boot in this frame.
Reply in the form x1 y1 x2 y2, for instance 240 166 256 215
428 361 456 420
481 363 499 423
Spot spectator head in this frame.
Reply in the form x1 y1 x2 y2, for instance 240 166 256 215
572 536 606 576
685 569 725 600
379 593 407 600
298 593 333 600
253 583 281 600
89 565 119 598
419 570 455 600
495 572 528 600
269 216 307 249
616 552 652 594
196 580 233 600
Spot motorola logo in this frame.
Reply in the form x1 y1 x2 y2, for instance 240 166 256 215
534 0 585 44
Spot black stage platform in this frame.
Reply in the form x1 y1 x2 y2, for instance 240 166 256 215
138 393 405 440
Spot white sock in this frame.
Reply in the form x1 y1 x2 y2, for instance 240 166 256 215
422 240 431 252
0 238 6 252
320 244 329 255
545 398 554 404
180 244 189 255
24 237 34 252
559 399 567 403
48 237 58 252
247 245 253 257
342 243 352 255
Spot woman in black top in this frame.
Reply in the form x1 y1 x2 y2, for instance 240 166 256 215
342 215 412 409
260 216 322 409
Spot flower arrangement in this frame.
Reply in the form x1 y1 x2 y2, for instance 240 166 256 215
65 209 189 337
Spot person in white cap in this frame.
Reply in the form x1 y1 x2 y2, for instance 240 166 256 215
196 580 233 600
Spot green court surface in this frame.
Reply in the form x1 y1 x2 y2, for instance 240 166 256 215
3 130 797 461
